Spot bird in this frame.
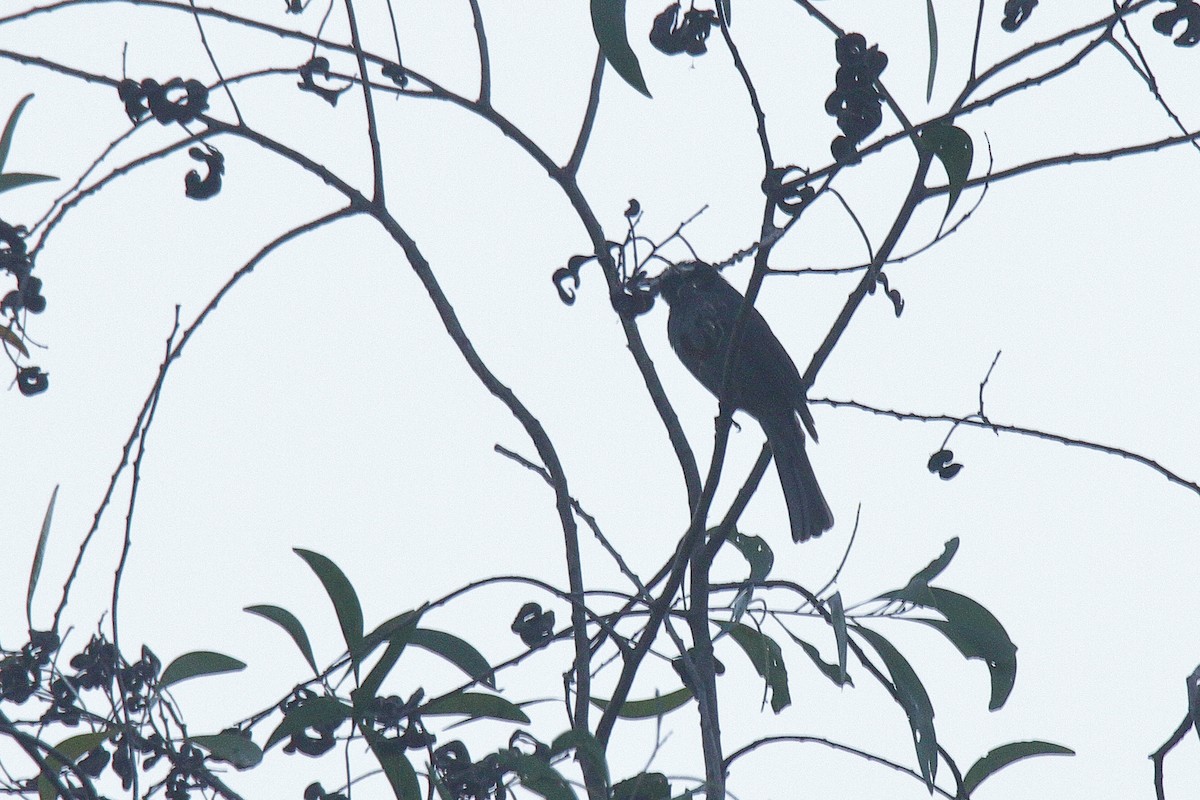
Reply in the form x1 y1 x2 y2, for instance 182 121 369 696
655 261 833 542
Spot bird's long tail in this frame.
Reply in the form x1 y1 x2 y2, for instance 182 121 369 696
760 413 834 542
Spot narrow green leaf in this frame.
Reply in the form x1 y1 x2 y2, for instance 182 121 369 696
361 608 425 657
889 538 960 605
550 729 610 791
0 172 58 195
961 740 1074 795
411 628 495 688
726 622 791 713
266 695 352 750
160 650 246 689
244 604 318 675
190 732 263 769
0 94 34 173
924 0 938 102
497 749 576 800
26 485 57 630
853 624 937 789
590 688 693 719
612 773 670 800
361 726 422 800
829 591 848 683
728 531 773 583
294 548 364 665
421 691 530 723
38 730 112 800
355 623 418 709
786 633 853 687
590 0 651 98
919 123 973 218
1 324 30 358
907 588 1018 710
1188 665 1200 745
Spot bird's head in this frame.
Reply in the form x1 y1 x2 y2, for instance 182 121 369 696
653 261 719 305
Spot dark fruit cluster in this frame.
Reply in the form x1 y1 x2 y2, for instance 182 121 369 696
649 3 720 56
824 33 888 165
118 78 210 125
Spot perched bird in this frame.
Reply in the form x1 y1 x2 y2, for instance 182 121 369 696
656 261 833 542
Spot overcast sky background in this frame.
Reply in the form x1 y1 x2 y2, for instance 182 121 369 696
3 1 1200 798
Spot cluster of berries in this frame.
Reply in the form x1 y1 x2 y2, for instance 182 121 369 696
824 33 888 164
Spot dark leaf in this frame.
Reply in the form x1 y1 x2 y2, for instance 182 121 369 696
411 628 495 688
244 604 319 675
26 485 57 631
785 633 853 687
891 537 960 602
160 650 246 689
191 732 263 769
0 94 34 173
361 727 422 800
1 325 30 357
727 530 773 583
590 688 692 719
829 591 848 683
37 730 113 800
1188 664 1200 744
920 123 973 218
612 773 670 800
497 749 575 800
888 588 1018 711
294 548 364 667
549 730 610 791
591 0 651 97
962 740 1074 795
421 691 530 723
0 173 58 195
726 622 790 713
853 624 937 789
924 0 938 101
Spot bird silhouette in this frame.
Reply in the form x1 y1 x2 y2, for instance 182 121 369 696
657 261 833 542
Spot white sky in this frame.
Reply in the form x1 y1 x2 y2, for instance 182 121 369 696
3 1 1200 798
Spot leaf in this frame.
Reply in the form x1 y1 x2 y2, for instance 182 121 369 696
294 548 364 667
905 588 1018 710
0 94 34 173
26 485 57 630
361 727 421 800
961 740 1074 795
1189 664 1200 745
787 634 853 687
920 123 973 218
590 0 651 98
190 732 263 769
728 531 773 583
160 650 246 689
726 622 791 713
355 620 418 708
829 591 848 683
420 691 530 723
0 172 57 195
497 749 576 800
590 688 692 719
411 628 495 688
1 324 30 357
550 730 610 791
889 538 960 604
924 0 938 102
266 695 352 750
244 604 319 675
853 624 937 789
612 773 670 800
38 730 112 800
